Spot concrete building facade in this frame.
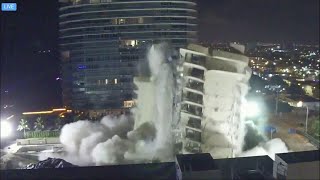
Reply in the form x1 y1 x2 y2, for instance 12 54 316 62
174 44 251 158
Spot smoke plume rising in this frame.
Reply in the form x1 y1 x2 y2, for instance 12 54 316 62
40 44 175 166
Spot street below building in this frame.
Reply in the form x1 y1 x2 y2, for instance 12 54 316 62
268 113 318 151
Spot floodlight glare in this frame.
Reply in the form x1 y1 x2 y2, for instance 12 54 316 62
1 120 13 138
245 101 261 118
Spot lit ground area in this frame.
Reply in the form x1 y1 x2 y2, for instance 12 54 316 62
1 138 63 169
268 113 318 151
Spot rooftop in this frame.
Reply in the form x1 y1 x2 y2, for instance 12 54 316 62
176 153 218 172
1 162 176 180
276 150 319 164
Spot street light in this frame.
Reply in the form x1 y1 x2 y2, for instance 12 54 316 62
297 101 309 133
1 120 13 138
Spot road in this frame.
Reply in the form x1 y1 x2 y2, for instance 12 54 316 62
268 113 318 151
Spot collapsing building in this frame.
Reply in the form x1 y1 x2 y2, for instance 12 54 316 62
133 43 251 159
174 44 251 158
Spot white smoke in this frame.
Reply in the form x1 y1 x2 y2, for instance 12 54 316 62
239 138 289 160
239 114 289 160
40 44 175 166
39 43 290 166
147 44 174 158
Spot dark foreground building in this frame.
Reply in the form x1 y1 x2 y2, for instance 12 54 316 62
58 0 198 114
2 150 319 180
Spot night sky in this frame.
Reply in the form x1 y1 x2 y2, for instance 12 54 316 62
0 0 319 112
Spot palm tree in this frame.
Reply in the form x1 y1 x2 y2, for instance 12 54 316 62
17 119 30 138
54 117 63 130
34 117 45 131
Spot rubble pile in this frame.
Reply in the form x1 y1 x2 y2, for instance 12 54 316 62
24 158 78 169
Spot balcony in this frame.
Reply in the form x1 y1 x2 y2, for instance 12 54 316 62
181 103 202 117
185 80 204 92
183 96 203 105
186 128 201 142
184 140 201 153
185 54 206 66
187 117 201 129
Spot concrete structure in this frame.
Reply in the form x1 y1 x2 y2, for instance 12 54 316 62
273 150 319 179
3 150 318 179
16 138 60 146
174 44 251 158
58 0 197 113
175 153 222 180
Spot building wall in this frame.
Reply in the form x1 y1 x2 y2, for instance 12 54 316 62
287 161 320 180
182 170 222 180
178 45 251 157
273 154 288 179
59 0 198 110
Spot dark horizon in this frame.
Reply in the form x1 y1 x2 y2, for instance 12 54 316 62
1 0 319 112
197 0 319 44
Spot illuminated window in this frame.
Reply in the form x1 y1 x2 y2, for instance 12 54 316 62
61 51 70 62
105 79 108 84
114 78 118 84
90 0 100 3
138 17 144 24
72 0 82 5
118 18 126 24
121 40 139 47
124 100 134 108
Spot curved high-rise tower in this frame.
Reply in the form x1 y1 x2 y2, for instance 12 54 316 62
59 0 197 113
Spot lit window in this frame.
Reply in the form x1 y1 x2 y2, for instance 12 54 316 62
118 18 126 24
61 51 70 62
114 78 118 84
121 40 139 47
105 79 108 84
138 17 144 24
124 100 134 108
90 0 100 3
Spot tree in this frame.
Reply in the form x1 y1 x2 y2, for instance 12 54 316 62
54 117 63 130
270 75 287 87
249 75 267 92
287 84 305 95
17 119 30 138
307 116 320 141
312 86 319 99
34 117 45 131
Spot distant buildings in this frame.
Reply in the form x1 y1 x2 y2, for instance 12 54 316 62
58 0 198 113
